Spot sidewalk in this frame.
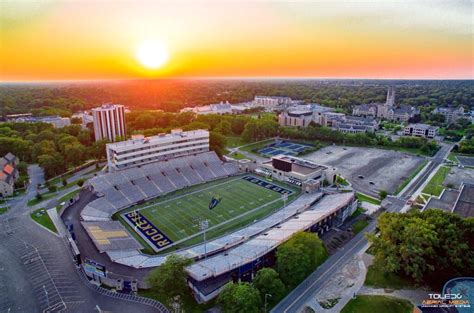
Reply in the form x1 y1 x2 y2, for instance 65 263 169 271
358 286 430 307
305 249 371 313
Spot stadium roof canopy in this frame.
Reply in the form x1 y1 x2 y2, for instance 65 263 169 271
186 192 354 281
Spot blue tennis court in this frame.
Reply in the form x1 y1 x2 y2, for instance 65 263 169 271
258 141 313 156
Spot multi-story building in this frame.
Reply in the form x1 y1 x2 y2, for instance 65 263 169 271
260 155 337 189
404 123 438 139
320 112 378 133
92 104 126 142
386 106 419 122
0 153 19 197
278 104 335 127
254 96 293 107
352 87 418 122
5 115 71 128
432 106 465 124
180 101 233 115
71 111 94 129
278 110 314 127
105 129 209 171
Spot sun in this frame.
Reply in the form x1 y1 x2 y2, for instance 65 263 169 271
135 40 169 70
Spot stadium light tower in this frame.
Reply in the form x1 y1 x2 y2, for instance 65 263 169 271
282 192 288 207
200 219 209 258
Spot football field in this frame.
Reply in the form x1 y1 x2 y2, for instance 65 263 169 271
124 175 298 250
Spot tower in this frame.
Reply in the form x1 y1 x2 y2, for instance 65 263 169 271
91 103 126 142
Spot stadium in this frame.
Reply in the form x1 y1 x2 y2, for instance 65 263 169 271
61 130 358 302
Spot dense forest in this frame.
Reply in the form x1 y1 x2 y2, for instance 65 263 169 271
1 79 472 117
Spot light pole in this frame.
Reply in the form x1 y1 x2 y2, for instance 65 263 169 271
200 219 209 259
264 293 272 313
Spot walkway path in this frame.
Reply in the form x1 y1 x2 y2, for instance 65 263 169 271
358 286 429 307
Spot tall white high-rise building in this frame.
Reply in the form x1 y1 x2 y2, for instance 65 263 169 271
91 104 126 142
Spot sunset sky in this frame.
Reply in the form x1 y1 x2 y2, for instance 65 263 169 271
1 0 472 81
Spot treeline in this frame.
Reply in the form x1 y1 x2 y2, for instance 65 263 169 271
126 111 439 156
1 79 472 116
0 123 106 179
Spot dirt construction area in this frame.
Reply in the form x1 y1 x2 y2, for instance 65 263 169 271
305 146 425 196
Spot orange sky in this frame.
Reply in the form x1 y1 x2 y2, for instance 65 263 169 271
1 0 472 81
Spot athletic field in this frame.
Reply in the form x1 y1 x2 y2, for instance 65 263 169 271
122 175 298 252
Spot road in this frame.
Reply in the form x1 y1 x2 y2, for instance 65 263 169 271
399 143 452 200
271 221 377 313
271 142 453 313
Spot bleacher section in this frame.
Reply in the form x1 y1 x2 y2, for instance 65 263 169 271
82 151 238 221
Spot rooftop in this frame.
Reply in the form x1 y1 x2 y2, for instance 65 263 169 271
272 155 326 174
106 129 209 151
407 123 438 130
91 103 124 111
186 192 354 281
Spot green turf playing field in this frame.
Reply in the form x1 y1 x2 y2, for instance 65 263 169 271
123 175 299 251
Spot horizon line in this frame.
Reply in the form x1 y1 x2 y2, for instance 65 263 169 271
1 76 473 84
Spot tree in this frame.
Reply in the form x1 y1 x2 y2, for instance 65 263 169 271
276 232 327 288
217 282 261 313
135 113 156 129
209 131 227 157
215 120 232 136
37 153 65 179
64 143 86 166
146 254 193 308
77 179 84 187
367 209 474 285
276 241 312 287
62 178 68 187
253 268 286 306
379 190 388 200
288 232 328 268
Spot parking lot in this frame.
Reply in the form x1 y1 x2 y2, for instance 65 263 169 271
456 155 474 167
0 217 83 312
305 146 425 196
444 166 474 189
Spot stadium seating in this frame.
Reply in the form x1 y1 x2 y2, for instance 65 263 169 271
82 151 239 221
149 172 175 193
163 168 188 189
133 177 161 198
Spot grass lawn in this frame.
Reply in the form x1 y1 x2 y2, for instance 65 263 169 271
352 219 369 234
356 193 381 205
30 208 57 233
56 189 81 212
364 261 415 290
0 207 8 215
351 207 366 218
239 139 275 154
341 295 412 313
58 189 80 203
225 136 245 148
336 175 350 186
447 153 458 163
228 152 249 160
395 160 428 195
27 192 57 207
119 175 299 253
422 166 450 196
